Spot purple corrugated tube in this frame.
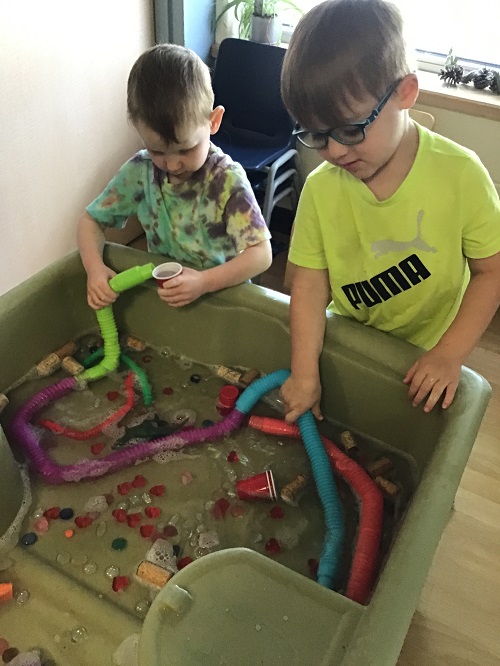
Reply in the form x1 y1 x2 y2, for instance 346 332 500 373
11 378 246 483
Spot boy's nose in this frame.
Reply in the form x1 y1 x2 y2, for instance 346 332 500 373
323 137 350 163
165 157 182 173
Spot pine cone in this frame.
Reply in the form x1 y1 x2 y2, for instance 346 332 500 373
472 67 494 90
489 71 500 94
439 64 464 85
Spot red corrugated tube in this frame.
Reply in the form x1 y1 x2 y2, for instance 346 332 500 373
248 415 383 605
39 372 136 440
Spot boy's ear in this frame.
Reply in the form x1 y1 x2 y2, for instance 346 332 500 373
210 105 225 134
397 73 419 110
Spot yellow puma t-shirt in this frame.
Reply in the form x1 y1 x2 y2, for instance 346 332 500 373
289 125 500 349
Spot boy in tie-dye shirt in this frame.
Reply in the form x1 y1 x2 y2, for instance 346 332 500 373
78 44 272 310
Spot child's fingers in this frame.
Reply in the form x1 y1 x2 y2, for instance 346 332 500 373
403 362 417 384
441 382 458 410
423 381 447 412
409 374 435 405
311 403 323 421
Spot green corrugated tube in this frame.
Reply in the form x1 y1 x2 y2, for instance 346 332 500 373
82 348 154 406
80 307 120 381
109 263 154 293
120 354 153 406
80 264 154 382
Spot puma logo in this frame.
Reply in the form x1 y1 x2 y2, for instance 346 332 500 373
370 210 437 259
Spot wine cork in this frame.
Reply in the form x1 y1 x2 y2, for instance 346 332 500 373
216 366 242 385
239 368 261 387
340 430 359 453
280 474 307 506
125 336 147 352
54 341 78 360
375 476 400 498
0 393 9 414
36 353 61 377
61 356 85 376
136 560 173 589
366 457 393 478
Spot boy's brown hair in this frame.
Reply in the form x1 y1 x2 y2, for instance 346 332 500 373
281 0 413 130
127 44 214 144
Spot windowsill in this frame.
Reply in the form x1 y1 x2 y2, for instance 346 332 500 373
417 70 500 122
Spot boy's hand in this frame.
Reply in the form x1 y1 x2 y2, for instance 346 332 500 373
158 267 207 307
403 346 462 413
87 265 117 310
280 374 323 424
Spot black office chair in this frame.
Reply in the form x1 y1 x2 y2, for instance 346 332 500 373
212 38 298 227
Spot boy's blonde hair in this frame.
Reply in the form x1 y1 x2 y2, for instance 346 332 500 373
127 44 214 144
281 0 413 130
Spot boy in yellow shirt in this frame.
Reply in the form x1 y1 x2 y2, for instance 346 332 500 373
280 0 500 419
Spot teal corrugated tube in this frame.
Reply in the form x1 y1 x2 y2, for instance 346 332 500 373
236 369 344 588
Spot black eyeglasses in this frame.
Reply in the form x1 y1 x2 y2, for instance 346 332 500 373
293 79 403 149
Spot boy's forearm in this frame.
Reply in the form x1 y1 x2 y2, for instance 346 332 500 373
77 213 107 274
436 268 500 360
202 240 272 292
289 268 330 378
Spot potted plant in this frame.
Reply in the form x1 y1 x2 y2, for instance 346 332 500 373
215 0 302 46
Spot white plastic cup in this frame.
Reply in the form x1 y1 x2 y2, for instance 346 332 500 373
152 262 183 287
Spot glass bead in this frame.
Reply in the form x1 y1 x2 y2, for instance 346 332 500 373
21 532 37 546
135 600 150 616
169 514 180 525
111 538 128 551
71 553 88 566
0 557 14 571
70 627 88 644
141 492 152 505
15 589 30 605
59 508 74 520
128 494 141 506
96 521 107 537
56 552 71 565
105 565 120 578
83 562 97 575
116 501 128 511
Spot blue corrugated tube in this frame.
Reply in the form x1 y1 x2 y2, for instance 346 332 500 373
236 369 345 588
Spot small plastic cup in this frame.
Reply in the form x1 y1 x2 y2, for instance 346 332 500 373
236 470 277 501
216 385 240 416
152 262 183 287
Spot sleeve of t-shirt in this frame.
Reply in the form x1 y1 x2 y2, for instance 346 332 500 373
220 164 271 253
461 154 500 259
288 177 328 269
85 152 147 229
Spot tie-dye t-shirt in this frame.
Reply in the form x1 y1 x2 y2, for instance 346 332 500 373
86 144 271 270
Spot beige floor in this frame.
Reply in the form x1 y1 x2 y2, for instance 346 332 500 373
132 234 500 664
398 313 500 666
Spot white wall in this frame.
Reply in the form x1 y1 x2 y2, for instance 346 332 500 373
0 1 153 295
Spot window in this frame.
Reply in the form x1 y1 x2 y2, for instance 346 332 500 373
281 1 500 70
